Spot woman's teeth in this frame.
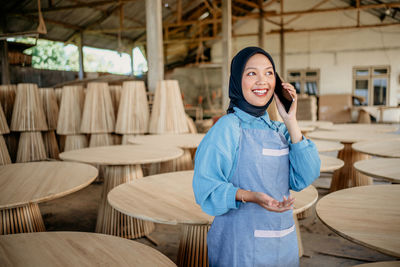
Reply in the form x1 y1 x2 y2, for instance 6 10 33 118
252 89 267 95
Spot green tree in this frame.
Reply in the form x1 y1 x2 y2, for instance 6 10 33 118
24 39 68 70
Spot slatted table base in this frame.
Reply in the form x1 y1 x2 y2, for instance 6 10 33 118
1 203 45 235
330 143 372 192
95 164 155 239
160 149 193 173
178 224 210 267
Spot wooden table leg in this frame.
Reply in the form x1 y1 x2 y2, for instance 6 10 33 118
95 164 155 239
160 149 193 173
330 143 372 192
1 203 45 235
178 224 210 267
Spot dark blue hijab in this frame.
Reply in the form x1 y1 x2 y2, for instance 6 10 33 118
227 46 286 117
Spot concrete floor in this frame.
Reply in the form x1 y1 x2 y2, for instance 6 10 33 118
39 172 397 266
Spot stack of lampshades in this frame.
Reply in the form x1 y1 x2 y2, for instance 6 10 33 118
0 102 11 165
0 85 17 161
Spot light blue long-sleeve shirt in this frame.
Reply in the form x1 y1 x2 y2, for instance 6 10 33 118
193 107 321 216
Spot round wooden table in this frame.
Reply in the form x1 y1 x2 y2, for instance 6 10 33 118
318 123 399 133
59 145 183 239
0 232 176 266
298 120 333 129
299 125 316 136
316 185 400 258
314 140 344 153
320 154 344 172
352 140 400 158
128 134 205 171
354 159 400 183
353 262 400 267
0 162 98 235
108 171 321 265
307 130 400 192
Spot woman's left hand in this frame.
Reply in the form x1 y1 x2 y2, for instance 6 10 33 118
274 82 297 123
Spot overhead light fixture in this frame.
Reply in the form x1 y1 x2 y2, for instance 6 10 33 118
385 8 391 15
199 12 209 20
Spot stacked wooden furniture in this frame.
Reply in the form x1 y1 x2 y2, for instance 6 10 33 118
115 81 149 144
109 85 123 145
81 82 115 147
57 85 88 152
54 88 62 107
0 103 11 165
0 85 17 161
11 84 47 163
39 88 59 159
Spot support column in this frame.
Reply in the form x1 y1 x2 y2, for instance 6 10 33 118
78 32 85 80
222 0 232 111
146 0 164 92
0 40 10 84
258 0 265 48
130 48 134 76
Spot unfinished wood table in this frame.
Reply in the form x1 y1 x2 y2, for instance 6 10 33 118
0 232 176 266
353 262 400 267
0 162 98 235
352 140 400 158
128 134 205 171
307 130 400 192
314 140 344 153
354 158 400 183
59 145 183 239
318 123 399 133
298 120 333 129
108 171 321 265
316 185 400 258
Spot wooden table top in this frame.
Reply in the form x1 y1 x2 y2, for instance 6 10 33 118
59 144 183 165
0 232 176 267
354 159 400 183
353 262 400 267
320 155 344 172
318 123 399 133
298 120 333 128
352 140 400 158
299 125 316 133
316 185 400 257
313 140 344 152
108 171 318 225
128 134 205 149
0 162 98 209
308 130 400 144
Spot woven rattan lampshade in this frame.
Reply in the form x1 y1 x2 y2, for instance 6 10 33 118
39 88 59 130
55 88 62 107
57 85 85 135
81 82 115 134
11 84 48 132
0 84 16 125
109 85 122 117
64 135 88 152
0 135 11 165
0 103 10 135
115 81 149 135
16 132 46 163
43 131 59 159
149 80 189 134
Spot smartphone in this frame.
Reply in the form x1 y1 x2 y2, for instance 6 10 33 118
275 73 293 112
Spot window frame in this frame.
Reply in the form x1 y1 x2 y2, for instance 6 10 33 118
287 68 320 96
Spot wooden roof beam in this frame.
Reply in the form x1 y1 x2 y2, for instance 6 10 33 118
235 0 259 9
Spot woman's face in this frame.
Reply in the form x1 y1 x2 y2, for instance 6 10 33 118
241 53 276 107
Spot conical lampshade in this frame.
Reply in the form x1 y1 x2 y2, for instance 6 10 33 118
0 84 16 125
109 85 122 117
0 103 10 135
11 83 48 131
39 88 59 130
16 132 46 163
115 81 149 134
81 82 115 134
55 87 62 107
0 135 11 165
57 85 85 135
149 80 189 134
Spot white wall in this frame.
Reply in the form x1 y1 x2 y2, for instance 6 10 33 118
211 0 400 106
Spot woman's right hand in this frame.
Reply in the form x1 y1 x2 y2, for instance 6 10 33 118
253 192 295 213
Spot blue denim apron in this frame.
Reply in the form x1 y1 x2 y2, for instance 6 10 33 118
207 123 299 267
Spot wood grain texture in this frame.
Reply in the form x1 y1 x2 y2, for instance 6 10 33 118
64 134 88 152
109 85 122 116
316 185 400 257
57 85 85 135
39 88 59 130
42 131 59 159
177 224 210 267
113 133 123 145
149 80 189 134
0 161 98 209
0 232 176 266
3 133 18 163
0 203 45 235
354 158 400 183
0 103 9 134
186 114 197 134
128 133 205 149
10 84 48 132
54 87 62 107
0 85 16 125
60 144 183 165
352 140 400 158
320 154 344 172
318 123 399 133
0 135 11 165
313 140 344 152
80 82 115 134
89 133 114 147
96 164 155 239
115 81 149 134
298 120 333 128
308 130 400 144
16 132 46 163
352 262 400 267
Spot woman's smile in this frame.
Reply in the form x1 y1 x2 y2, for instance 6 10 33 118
252 88 269 96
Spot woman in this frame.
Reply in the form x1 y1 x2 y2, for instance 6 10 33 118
192 47 321 267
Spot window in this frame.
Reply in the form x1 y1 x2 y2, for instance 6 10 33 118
353 66 390 106
287 69 320 96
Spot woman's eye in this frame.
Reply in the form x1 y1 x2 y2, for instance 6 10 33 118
266 71 274 76
247 72 256 76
